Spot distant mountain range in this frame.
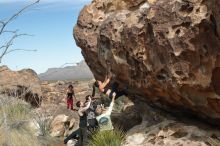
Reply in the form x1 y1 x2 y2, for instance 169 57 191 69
38 61 94 81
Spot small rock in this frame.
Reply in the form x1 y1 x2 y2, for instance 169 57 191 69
125 133 145 145
67 139 77 146
50 114 70 137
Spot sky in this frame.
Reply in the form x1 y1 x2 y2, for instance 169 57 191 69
0 0 92 73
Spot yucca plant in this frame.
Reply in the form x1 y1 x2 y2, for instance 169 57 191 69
207 137 220 146
88 128 125 146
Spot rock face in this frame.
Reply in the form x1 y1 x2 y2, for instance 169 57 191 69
124 101 220 146
125 119 220 146
74 0 220 124
0 66 42 107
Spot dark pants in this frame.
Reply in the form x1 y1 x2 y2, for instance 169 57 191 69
64 128 80 144
64 127 88 146
79 127 88 146
88 119 98 133
109 82 127 99
64 119 98 145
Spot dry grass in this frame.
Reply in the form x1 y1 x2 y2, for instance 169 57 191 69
0 128 40 146
0 95 41 146
0 94 67 146
0 95 62 146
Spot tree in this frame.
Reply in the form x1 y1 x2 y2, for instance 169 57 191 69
0 1 40 144
0 0 40 63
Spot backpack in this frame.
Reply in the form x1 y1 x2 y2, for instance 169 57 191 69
99 117 109 125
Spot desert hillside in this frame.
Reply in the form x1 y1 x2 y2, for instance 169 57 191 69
39 60 93 81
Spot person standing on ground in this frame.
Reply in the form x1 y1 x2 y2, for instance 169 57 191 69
95 93 116 131
85 95 98 132
66 84 77 110
76 96 92 146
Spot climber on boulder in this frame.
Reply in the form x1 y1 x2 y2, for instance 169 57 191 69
92 75 127 100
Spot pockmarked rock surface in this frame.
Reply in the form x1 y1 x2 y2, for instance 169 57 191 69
124 102 220 146
74 0 220 124
0 66 42 107
125 120 220 146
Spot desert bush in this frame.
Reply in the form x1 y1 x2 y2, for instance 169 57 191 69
0 95 41 146
207 137 220 146
88 128 125 146
0 128 40 146
33 109 52 137
4 102 31 124
0 95 57 146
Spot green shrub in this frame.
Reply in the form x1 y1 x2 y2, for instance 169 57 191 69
88 128 125 146
207 137 220 146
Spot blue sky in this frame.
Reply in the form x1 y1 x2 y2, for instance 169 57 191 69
0 0 91 73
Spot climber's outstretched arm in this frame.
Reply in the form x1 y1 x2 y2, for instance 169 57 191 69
103 93 115 116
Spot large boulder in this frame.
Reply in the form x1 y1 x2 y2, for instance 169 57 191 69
74 0 220 124
0 66 42 107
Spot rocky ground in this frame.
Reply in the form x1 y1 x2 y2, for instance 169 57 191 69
41 80 220 146
38 79 95 138
124 102 220 146
38 79 220 146
1 66 220 146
